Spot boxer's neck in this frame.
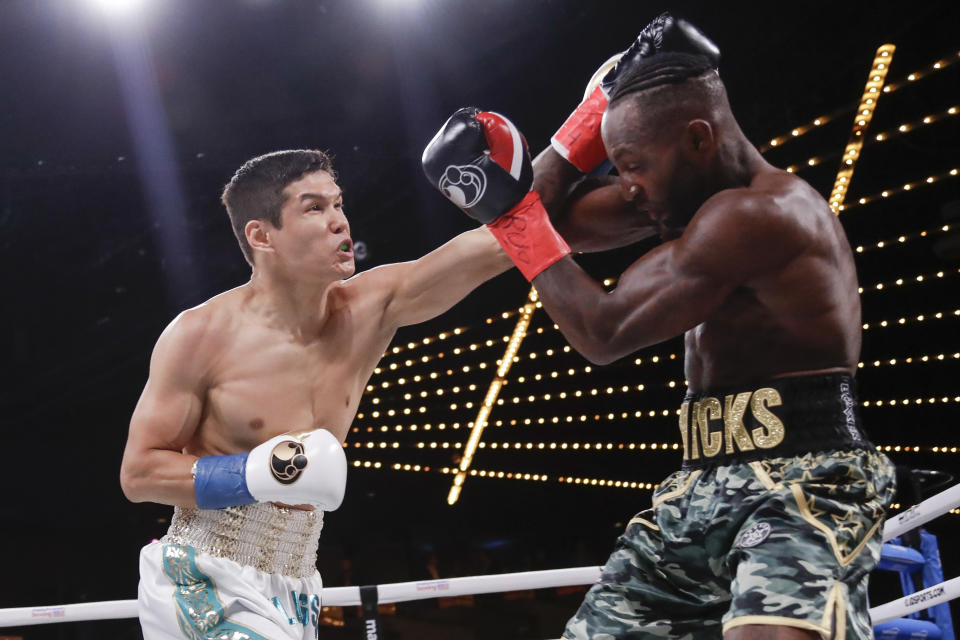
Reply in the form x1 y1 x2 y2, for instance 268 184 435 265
713 128 770 191
247 267 338 338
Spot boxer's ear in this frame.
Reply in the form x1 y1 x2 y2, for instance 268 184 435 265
684 120 715 163
246 219 275 255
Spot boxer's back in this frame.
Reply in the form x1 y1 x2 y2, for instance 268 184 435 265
684 171 861 391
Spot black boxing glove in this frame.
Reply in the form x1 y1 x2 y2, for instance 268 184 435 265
423 108 570 281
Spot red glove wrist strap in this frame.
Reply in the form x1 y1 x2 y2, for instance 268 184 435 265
550 85 609 173
488 191 570 281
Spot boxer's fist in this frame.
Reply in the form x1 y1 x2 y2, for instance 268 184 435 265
422 107 533 224
552 12 721 173
423 109 570 282
606 13 720 96
245 429 347 510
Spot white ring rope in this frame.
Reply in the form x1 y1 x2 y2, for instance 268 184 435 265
2 484 958 629
882 481 960 541
869 576 960 625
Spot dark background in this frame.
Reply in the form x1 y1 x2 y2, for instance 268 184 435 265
1 0 959 638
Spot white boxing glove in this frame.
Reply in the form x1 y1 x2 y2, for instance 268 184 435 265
193 428 347 511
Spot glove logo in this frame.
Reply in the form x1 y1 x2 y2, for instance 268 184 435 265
438 165 486 208
269 440 309 485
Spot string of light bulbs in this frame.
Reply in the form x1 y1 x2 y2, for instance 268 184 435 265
448 288 540 505
759 48 957 153
863 395 960 407
838 168 959 212
348 458 660 491
351 439 960 456
829 44 896 213
784 105 959 174
347 457 960 504
353 421 471 434
359 335 957 428
853 222 953 255
857 352 960 369
858 267 959 294
356 346 960 431
881 51 960 94
351 390 960 437
861 307 960 331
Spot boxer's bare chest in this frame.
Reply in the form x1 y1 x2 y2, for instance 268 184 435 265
193 314 389 454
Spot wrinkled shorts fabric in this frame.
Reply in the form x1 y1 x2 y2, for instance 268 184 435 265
562 449 896 640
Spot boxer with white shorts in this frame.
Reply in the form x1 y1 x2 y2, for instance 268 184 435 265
121 149 514 638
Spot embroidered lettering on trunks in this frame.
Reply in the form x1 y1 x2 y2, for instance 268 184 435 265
678 387 786 461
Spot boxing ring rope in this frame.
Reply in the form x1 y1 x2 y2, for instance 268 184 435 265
2 484 959 629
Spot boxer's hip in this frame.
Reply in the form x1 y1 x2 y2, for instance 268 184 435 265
161 502 324 579
677 373 872 469
138 539 323 640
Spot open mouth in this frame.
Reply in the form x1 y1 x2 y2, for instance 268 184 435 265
337 239 354 255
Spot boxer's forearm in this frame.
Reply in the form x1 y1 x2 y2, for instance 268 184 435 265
531 246 715 365
120 448 200 508
533 147 656 253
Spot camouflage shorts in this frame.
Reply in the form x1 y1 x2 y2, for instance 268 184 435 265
562 449 895 640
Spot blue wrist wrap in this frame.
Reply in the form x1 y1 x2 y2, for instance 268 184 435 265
193 453 257 510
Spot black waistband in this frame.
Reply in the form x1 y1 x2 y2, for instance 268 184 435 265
678 373 872 470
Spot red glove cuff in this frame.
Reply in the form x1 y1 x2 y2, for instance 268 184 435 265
488 191 570 281
550 85 609 173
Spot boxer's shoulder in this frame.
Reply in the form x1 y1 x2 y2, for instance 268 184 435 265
339 261 414 313
154 292 237 370
676 183 813 281
688 185 797 243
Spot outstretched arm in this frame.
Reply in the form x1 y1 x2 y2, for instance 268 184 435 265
363 226 513 330
533 193 804 364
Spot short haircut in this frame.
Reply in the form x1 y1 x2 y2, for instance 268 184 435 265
606 55 729 143
609 52 717 105
221 149 336 266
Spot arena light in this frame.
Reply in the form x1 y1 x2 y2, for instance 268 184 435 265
830 44 895 213
853 222 953 255
840 167 959 211
857 352 960 369
89 0 147 17
448 287 539 505
786 106 960 176
762 48 956 154
862 308 960 331
859 268 958 295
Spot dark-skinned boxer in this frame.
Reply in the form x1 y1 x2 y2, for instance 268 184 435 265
423 13 894 640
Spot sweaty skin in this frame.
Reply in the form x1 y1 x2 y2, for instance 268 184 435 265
529 78 860 640
120 170 512 509
529 93 860 392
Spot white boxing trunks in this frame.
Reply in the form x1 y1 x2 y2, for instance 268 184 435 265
138 503 325 640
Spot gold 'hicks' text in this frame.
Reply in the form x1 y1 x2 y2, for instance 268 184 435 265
678 388 786 460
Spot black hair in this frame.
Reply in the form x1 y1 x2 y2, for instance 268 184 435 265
221 149 336 266
609 52 717 104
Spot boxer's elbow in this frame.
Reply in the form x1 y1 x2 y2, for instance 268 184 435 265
565 324 622 366
119 456 152 503
575 340 622 366
574 313 635 365
581 347 621 366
